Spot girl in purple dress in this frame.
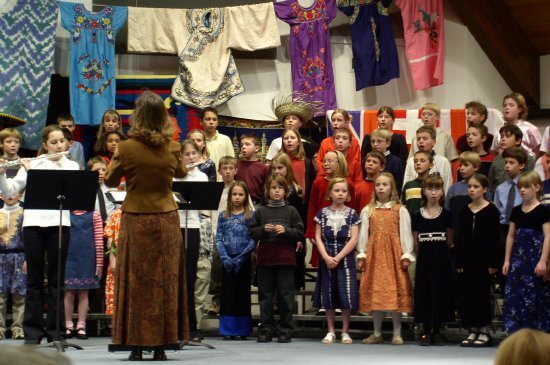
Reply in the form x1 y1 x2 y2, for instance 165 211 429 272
313 177 360 345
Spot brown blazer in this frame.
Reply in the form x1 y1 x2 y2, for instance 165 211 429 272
104 139 186 213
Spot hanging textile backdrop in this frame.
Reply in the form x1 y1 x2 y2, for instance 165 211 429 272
0 0 58 150
326 108 505 145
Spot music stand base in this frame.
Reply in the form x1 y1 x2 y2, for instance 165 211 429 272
35 340 84 352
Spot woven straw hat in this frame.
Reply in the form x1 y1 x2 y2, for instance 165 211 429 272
0 113 26 128
272 94 322 126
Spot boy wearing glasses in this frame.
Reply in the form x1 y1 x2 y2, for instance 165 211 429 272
408 103 458 162
370 128 404 191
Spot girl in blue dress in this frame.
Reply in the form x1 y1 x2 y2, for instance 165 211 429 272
313 177 360 345
216 181 255 340
503 171 550 333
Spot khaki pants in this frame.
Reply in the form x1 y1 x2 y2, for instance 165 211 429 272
0 293 25 334
195 257 211 330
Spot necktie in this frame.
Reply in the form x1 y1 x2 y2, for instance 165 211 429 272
505 181 516 222
97 188 107 223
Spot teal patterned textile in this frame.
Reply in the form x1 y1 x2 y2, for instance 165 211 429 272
0 0 58 149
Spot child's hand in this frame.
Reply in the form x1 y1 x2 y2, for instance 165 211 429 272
488 268 497 275
296 241 304 252
401 259 410 270
274 225 285 235
535 260 547 277
21 260 27 273
19 158 31 171
96 267 103 279
456 267 464 273
502 262 511 276
323 255 338 269
264 223 274 232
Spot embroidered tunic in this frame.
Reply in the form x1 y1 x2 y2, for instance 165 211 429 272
0 206 25 296
60 2 127 125
127 4 280 108
394 0 444 90
338 0 399 90
0 0 58 149
275 0 337 113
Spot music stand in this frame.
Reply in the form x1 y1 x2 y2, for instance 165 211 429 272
172 181 223 350
25 170 98 352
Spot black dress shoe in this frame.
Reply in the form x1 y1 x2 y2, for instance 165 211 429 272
128 347 143 361
234 336 247 341
222 336 234 341
153 347 167 361
277 334 291 343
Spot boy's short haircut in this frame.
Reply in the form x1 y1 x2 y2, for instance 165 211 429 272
0 128 21 142
60 127 73 142
218 155 237 168
416 125 437 140
459 151 481 167
334 127 352 139
502 147 528 166
56 113 75 124
240 133 260 146
371 128 392 141
468 123 489 137
499 124 523 142
87 156 107 170
200 107 218 119
465 101 488 119
366 150 386 167
414 150 434 163
421 102 441 116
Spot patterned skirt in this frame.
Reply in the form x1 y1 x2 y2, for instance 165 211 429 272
112 211 188 346
504 228 550 333
313 253 358 309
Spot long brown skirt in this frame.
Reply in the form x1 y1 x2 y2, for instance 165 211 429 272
112 211 188 346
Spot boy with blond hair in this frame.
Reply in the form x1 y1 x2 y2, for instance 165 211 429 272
0 128 22 178
403 126 452 193
408 103 458 162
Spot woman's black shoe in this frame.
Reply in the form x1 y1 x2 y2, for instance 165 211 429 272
153 347 167 361
128 347 143 361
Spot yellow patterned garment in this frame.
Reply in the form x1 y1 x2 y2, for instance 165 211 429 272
127 3 280 108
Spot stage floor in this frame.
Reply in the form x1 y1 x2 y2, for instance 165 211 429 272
1 336 497 364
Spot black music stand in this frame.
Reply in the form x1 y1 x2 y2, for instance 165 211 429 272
25 170 98 352
172 181 223 350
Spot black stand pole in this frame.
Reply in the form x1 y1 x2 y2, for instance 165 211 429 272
25 170 98 352
172 181 224 351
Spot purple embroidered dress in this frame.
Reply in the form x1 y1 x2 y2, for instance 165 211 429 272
60 2 127 126
275 0 337 114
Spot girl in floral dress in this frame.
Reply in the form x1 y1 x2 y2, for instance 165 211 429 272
503 171 550 334
313 178 360 345
358 172 414 345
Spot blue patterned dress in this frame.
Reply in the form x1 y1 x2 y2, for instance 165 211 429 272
313 206 360 309
60 2 127 125
504 204 550 333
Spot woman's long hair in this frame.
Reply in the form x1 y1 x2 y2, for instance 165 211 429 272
127 91 173 147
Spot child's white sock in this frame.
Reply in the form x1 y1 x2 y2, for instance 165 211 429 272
391 312 401 337
373 311 384 337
